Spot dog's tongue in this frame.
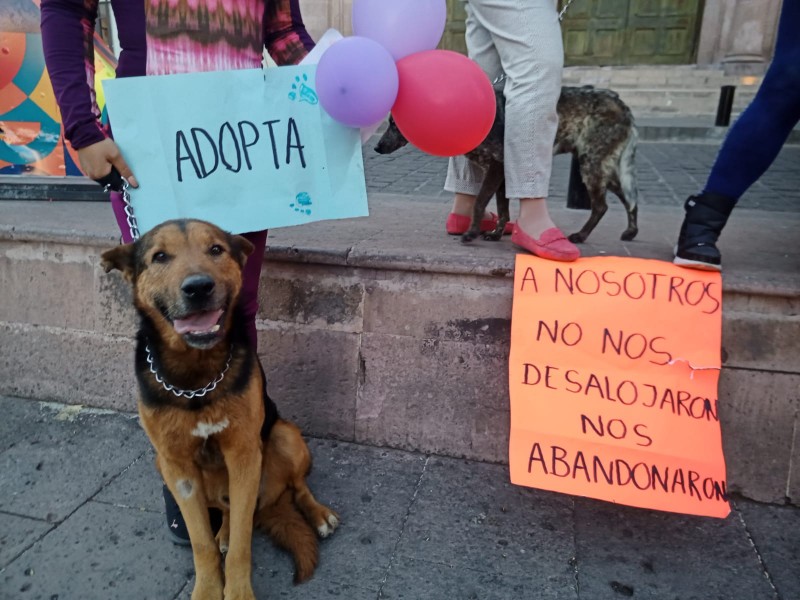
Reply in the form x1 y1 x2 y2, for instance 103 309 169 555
173 309 223 334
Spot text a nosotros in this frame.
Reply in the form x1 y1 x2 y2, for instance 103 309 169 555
518 265 721 315
175 118 309 183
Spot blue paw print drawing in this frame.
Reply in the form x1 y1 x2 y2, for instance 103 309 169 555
288 74 318 105
290 192 312 215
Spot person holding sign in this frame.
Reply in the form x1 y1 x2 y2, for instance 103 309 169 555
443 0 580 262
673 0 799 272
41 0 315 544
41 0 314 345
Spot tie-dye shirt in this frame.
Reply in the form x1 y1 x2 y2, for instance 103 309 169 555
40 0 314 149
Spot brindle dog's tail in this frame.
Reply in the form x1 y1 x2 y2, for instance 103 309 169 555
255 490 319 584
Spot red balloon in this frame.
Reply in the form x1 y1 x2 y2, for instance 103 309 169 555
392 50 496 157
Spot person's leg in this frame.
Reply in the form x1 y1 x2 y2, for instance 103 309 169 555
443 1 503 233
238 230 268 350
470 0 578 261
675 0 800 270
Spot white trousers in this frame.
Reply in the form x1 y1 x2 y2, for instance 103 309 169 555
444 0 563 200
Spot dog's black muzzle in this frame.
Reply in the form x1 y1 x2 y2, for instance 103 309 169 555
181 274 216 305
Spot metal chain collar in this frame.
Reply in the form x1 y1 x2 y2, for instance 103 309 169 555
145 344 233 399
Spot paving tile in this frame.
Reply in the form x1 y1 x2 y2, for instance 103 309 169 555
296 438 427 585
573 497 777 600
93 446 163 514
737 499 800 600
0 396 45 452
0 512 52 570
0 407 149 522
395 457 576 590
0 501 192 600
380 556 577 600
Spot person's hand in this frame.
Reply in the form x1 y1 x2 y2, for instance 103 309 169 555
77 138 139 188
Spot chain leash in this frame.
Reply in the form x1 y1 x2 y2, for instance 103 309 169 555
145 344 233 399
558 0 574 22
104 178 140 242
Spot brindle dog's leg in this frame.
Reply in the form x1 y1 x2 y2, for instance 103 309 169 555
568 157 609 244
483 179 509 241
218 433 263 600
608 180 639 241
461 160 504 244
158 457 224 600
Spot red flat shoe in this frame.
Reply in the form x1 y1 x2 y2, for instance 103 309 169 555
511 226 580 262
446 213 515 236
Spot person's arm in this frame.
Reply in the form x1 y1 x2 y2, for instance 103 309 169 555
40 0 139 186
40 0 107 150
263 0 315 66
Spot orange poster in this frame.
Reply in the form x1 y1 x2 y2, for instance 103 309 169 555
509 255 729 518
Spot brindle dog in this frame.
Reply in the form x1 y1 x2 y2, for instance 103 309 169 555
102 219 339 600
375 85 640 245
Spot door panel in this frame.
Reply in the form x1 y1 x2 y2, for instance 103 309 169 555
560 0 703 65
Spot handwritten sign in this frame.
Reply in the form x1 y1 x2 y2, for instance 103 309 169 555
103 64 368 235
509 255 729 518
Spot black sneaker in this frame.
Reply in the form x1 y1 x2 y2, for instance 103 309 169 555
674 193 736 271
163 485 191 546
162 485 224 546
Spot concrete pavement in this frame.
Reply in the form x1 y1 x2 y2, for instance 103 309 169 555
1 396 799 600
1 137 799 599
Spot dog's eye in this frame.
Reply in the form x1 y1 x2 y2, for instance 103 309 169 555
152 251 169 264
209 244 224 256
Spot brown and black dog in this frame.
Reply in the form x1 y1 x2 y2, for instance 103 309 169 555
102 219 338 600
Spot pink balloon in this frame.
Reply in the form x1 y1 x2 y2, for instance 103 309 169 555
392 51 496 157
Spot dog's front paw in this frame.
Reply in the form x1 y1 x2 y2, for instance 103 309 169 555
482 230 503 242
460 232 478 244
223 583 256 600
568 232 587 244
620 228 638 241
191 576 224 600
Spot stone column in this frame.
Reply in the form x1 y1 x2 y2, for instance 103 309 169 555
696 0 783 74
299 0 353 40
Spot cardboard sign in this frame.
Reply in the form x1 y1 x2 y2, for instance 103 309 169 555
509 255 729 518
103 64 368 235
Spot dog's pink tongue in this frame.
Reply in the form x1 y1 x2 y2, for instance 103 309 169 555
173 309 223 334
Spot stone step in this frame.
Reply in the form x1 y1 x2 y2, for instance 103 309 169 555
561 66 762 117
1 198 798 507
562 66 762 88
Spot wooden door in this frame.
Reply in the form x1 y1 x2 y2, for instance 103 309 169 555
560 0 702 65
441 0 468 55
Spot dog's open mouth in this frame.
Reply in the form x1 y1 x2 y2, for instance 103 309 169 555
172 309 225 345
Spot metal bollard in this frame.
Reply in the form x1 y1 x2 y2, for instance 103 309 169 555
715 85 736 127
566 155 591 210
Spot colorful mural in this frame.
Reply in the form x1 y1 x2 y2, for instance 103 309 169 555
0 1 117 177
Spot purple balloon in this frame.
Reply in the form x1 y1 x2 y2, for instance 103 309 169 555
353 0 447 61
316 37 399 128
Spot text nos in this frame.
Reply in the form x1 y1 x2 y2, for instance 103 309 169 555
528 443 727 502
176 118 307 182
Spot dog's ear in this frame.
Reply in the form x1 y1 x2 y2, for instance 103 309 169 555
230 234 255 269
101 244 136 282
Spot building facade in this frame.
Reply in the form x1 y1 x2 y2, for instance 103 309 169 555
297 0 783 74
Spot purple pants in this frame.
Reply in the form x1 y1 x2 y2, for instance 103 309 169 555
111 193 266 349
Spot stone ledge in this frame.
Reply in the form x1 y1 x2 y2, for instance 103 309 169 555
0 197 797 505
